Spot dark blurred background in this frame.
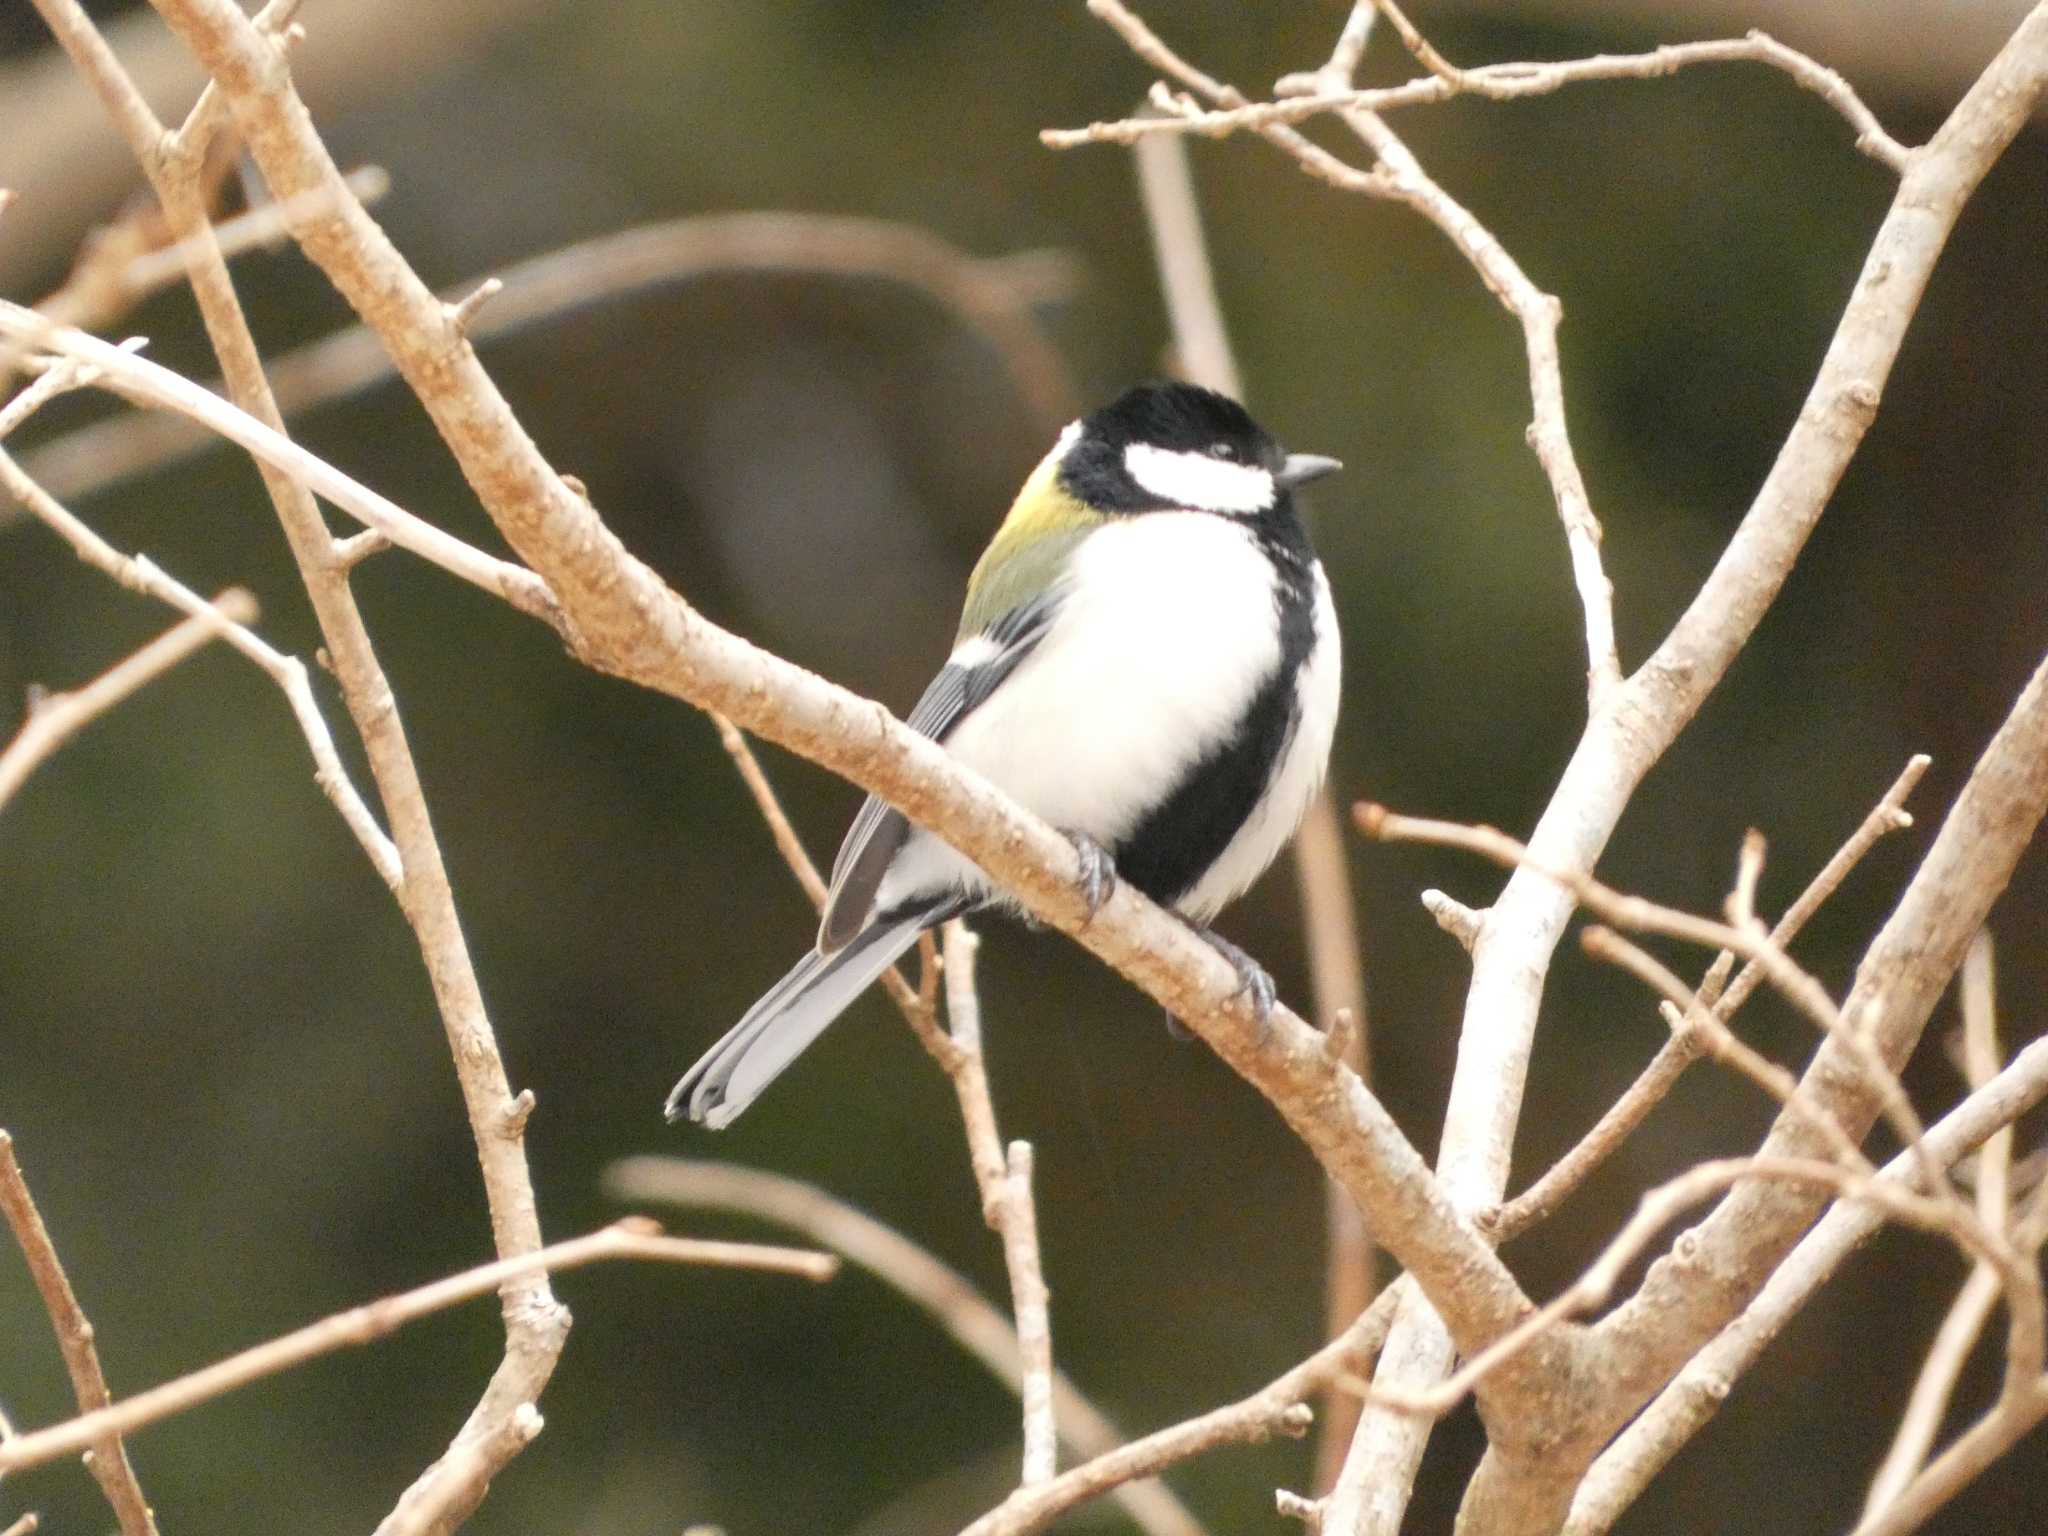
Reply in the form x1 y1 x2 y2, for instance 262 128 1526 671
2 2 2044 1532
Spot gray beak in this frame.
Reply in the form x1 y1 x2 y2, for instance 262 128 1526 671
1277 452 1342 489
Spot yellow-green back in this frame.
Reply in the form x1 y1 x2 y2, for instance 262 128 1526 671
958 451 1102 638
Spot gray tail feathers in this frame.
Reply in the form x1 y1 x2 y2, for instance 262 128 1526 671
666 912 931 1129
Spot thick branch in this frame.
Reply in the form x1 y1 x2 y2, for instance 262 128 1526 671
1566 1030 2048 1534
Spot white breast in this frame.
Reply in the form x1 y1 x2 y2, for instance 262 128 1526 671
947 512 1282 831
875 514 1339 920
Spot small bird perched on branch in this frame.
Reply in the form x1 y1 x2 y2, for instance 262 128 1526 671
669 381 1342 1127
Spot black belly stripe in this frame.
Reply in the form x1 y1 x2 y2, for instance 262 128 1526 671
1114 525 1321 911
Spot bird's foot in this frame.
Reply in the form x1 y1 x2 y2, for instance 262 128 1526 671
1196 927 1277 1031
1060 829 1118 924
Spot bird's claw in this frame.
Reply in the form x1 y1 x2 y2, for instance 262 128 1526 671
1200 929 1277 1031
1061 829 1118 924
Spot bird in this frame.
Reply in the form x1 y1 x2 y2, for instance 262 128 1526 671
668 381 1342 1128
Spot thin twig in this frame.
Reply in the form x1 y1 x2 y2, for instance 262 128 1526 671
1484 754 1928 1240
1356 799 1959 1211
0 590 255 813
0 442 403 887
1052 30 1909 172
0 1219 833 1480
1004 1141 1056 1486
606 1157 1207 1536
1 1514 39 1536
943 923 1060 1487
1580 927 1873 1173
0 307 560 627
1372 1147 2024 1421
1419 888 1480 951
0 1131 159 1536
12 164 389 386
1863 930 2012 1519
12 213 1082 512
959 1282 1407 1536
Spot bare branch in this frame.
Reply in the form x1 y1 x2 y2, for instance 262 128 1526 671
0 1219 832 1481
1003 1141 1056 1486
1360 798 1957 1204
12 213 1081 511
942 923 1059 1486
1863 930 2013 1519
0 310 560 626
1568 1030 2048 1534
606 1157 1208 1536
0 589 254 813
1487 753 1928 1243
1050 30 1908 171
0 444 403 886
959 1283 1408 1536
0 1131 158 1536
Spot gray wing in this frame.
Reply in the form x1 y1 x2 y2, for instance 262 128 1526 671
817 588 1064 952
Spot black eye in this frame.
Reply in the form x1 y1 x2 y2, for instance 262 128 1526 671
1210 441 1237 460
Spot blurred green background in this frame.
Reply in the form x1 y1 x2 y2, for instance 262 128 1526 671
2 1 2045 1532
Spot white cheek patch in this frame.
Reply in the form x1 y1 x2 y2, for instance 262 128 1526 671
1123 443 1275 515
